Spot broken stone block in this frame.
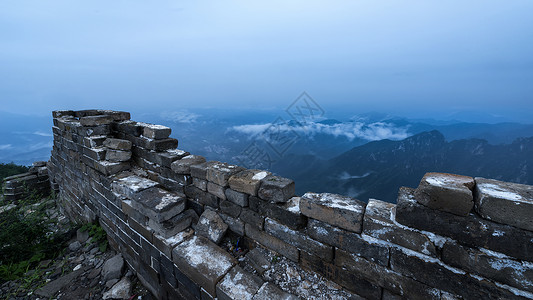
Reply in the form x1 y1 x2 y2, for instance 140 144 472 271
154 149 190 168
240 208 264 229
103 138 132 150
148 209 195 238
475 177 533 231
225 188 249 207
206 161 244 186
80 115 115 126
216 266 264 300
111 175 159 198
83 146 106 161
102 277 132 300
363 199 437 256
153 228 194 258
220 200 242 218
300 192 365 233
172 235 236 297
253 282 300 300
265 218 333 261
102 254 125 282
307 219 389 266
171 155 206 174
94 160 130 175
228 169 271 196
415 172 475 216
131 187 186 222
106 149 132 162
141 123 171 139
196 209 229 244
142 137 178 152
257 175 295 203
442 241 533 292
84 135 108 148
190 162 208 180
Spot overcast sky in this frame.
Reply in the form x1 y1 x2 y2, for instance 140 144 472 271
1 1 532 122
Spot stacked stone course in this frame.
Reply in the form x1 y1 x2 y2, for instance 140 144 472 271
46 110 533 300
2 161 54 203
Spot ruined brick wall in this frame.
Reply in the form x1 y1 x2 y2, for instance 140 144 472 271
47 109 533 300
2 161 54 203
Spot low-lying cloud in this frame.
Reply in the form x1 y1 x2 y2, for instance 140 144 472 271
230 121 410 141
161 110 200 124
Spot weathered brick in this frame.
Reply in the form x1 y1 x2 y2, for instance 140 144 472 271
475 177 533 232
363 199 437 256
249 196 306 230
442 241 533 292
82 146 106 161
148 209 194 238
265 218 333 261
103 138 132 150
257 175 295 203
172 235 236 297
307 219 389 266
228 169 270 196
105 149 132 162
253 282 299 300
225 188 249 207
153 228 194 258
131 187 186 222
142 123 172 139
207 182 226 200
111 174 159 198
335 249 440 300
80 115 114 126
218 212 245 236
206 161 244 186
216 266 263 300
240 208 264 229
171 155 206 174
190 162 208 180
244 224 299 262
193 177 207 191
185 185 219 208
300 192 365 233
154 149 189 168
390 247 526 300
142 137 178 152
415 172 475 216
245 248 271 275
94 160 130 175
196 209 228 244
219 200 242 218
396 187 533 262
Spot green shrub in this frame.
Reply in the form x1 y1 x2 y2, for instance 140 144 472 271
79 222 108 252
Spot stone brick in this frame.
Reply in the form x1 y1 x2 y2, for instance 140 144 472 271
300 192 365 233
363 199 437 256
219 200 242 218
190 162 208 180
442 241 533 292
106 149 132 162
206 161 244 187
207 182 226 200
335 249 440 300
249 196 306 230
228 169 271 196
131 187 186 222
172 235 236 297
94 160 130 175
111 174 159 198
216 266 263 300
153 149 189 169
80 115 115 126
196 209 228 244
141 137 178 152
265 218 333 261
299 251 382 300
148 209 194 238
171 155 206 174
396 187 533 261
114 120 143 136
185 185 219 208
53 110 75 118
257 175 295 203
245 248 271 275
390 247 525 300
415 172 475 216
218 212 245 236
240 209 264 229
103 138 132 150
225 188 249 207
82 146 106 161
193 177 207 191
84 136 107 148
475 177 533 231
253 282 299 300
153 228 194 258
244 223 299 262
79 124 111 137
307 219 389 266
142 123 172 139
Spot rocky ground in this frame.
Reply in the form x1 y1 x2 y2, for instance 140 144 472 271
0 202 152 300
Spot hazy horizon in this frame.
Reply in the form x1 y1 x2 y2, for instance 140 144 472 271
1 1 532 123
